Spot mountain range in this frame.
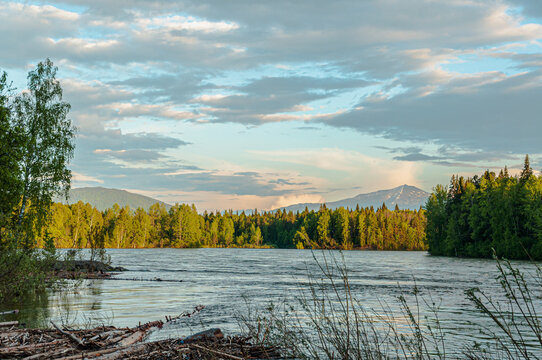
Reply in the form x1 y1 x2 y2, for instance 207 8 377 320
275 185 429 212
54 184 430 212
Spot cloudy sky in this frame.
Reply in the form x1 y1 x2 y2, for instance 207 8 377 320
2 0 542 211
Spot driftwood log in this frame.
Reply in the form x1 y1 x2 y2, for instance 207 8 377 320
0 321 18 328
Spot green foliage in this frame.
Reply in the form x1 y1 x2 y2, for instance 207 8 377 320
425 184 448 256
12 59 76 246
43 231 56 256
0 246 57 302
0 61 75 301
425 157 542 260
41 200 427 250
0 59 75 248
316 207 332 247
0 72 24 240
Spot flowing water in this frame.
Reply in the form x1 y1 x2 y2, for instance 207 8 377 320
3 249 541 355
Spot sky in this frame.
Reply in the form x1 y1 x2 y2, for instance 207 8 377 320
1 0 542 211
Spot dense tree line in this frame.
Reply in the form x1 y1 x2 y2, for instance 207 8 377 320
40 202 427 250
426 156 542 260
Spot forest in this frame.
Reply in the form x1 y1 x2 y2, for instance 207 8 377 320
39 202 427 251
426 155 542 260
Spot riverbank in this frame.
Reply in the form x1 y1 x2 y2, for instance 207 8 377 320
0 313 280 359
5 249 541 357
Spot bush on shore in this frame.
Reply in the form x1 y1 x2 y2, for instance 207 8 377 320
0 238 58 302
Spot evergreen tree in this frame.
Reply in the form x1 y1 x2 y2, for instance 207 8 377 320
425 159 542 260
520 154 533 183
316 209 331 248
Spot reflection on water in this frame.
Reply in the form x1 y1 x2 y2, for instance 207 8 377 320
47 280 111 328
0 279 107 329
1 249 540 353
1 290 50 328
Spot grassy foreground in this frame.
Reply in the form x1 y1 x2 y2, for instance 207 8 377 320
237 252 542 359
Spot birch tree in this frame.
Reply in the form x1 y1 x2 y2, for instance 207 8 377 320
13 59 75 246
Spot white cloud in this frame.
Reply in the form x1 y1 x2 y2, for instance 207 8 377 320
2 0 541 209
124 189 303 212
162 169 206 176
257 109 345 123
251 148 423 193
72 171 104 184
129 188 326 212
191 94 230 103
270 194 325 209
48 37 120 52
137 15 239 33
0 2 79 22
99 102 202 121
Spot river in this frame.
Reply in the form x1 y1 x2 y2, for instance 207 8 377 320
3 249 541 356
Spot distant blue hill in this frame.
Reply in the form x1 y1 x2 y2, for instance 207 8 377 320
54 187 172 211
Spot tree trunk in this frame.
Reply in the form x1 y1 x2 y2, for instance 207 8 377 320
18 188 28 225
18 162 31 227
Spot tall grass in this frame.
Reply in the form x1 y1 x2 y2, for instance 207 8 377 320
237 252 541 359
465 256 541 359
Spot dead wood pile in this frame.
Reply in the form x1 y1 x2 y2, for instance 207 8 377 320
0 314 281 359
53 260 126 280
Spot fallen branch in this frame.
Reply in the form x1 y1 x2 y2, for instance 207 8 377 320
22 345 73 360
116 331 146 347
50 321 85 348
0 321 19 327
0 339 64 356
0 309 19 316
57 344 133 360
190 343 245 360
165 305 205 324
88 343 147 360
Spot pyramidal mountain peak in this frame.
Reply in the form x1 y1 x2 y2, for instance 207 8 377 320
275 184 429 213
